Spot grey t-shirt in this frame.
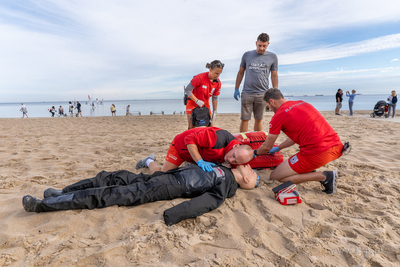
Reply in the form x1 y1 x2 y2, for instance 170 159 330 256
240 50 278 94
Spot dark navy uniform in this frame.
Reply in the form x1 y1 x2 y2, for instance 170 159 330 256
39 165 238 226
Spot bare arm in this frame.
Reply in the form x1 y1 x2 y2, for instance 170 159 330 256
235 67 245 89
257 134 279 155
187 144 202 163
212 100 218 112
271 70 278 89
258 135 295 155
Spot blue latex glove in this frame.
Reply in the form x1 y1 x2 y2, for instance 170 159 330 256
196 159 216 172
269 146 281 155
234 89 240 101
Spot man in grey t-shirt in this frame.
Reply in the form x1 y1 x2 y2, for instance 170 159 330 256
234 33 278 132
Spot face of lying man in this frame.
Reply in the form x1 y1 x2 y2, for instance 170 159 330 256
235 164 258 189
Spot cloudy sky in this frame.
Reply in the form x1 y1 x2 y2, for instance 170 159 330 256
1 0 400 102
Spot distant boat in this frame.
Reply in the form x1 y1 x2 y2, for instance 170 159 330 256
315 94 324 96
303 95 308 97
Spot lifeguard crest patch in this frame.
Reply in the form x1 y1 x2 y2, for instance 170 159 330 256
290 155 298 165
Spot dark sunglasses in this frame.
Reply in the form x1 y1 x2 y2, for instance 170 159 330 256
213 62 225 69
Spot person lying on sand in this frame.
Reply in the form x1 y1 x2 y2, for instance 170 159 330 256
135 127 254 174
22 164 258 226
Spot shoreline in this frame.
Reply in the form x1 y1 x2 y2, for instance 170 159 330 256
2 110 399 123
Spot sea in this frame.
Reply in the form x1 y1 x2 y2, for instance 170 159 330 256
0 94 390 118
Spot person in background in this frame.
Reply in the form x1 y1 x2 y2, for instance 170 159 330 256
184 60 224 129
69 101 74 117
49 106 56 117
345 90 357 116
335 89 343 115
58 106 64 117
76 101 82 117
387 90 398 118
126 105 132 116
19 103 28 118
110 104 116 116
234 33 278 133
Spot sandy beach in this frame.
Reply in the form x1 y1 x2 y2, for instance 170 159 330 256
1 111 400 266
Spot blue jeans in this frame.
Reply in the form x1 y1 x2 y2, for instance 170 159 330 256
348 101 354 115
388 104 396 118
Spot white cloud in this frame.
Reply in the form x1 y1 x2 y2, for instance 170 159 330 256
279 34 400 65
1 0 400 101
391 58 399 62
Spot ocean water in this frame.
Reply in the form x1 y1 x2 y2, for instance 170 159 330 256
0 94 390 118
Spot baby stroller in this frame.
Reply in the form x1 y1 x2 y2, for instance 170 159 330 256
370 100 388 118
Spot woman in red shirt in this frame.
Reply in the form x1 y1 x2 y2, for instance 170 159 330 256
184 60 224 128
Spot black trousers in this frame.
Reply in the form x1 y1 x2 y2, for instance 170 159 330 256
40 170 187 212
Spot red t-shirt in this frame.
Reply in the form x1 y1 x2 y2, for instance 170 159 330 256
189 72 221 102
269 101 342 155
173 127 240 163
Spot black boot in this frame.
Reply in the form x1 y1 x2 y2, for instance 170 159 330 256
22 195 44 212
43 188 63 198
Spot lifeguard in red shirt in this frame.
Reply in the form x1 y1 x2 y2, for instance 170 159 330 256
255 89 345 195
184 60 224 128
136 127 254 174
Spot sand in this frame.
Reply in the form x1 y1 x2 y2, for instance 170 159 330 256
1 111 400 266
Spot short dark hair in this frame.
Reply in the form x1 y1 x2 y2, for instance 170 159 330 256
257 33 270 42
263 88 283 102
206 60 224 70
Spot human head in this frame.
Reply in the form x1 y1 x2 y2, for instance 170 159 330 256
224 144 253 165
337 88 342 93
392 90 396 97
21 103 23 105
256 33 270 55
206 60 224 82
352 90 356 94
69 101 72 104
60 105 62 107
263 88 285 113
234 164 258 189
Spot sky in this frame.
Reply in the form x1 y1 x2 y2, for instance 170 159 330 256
1 0 400 102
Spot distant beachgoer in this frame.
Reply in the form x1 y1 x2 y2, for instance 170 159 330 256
335 89 343 115
69 101 74 117
76 101 82 117
126 105 132 116
20 103 28 118
234 33 278 133
49 106 56 117
387 90 397 118
346 90 357 116
184 60 224 129
110 104 116 116
58 106 64 117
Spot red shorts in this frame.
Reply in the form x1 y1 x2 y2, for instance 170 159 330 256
186 99 211 115
164 141 185 166
288 144 343 173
